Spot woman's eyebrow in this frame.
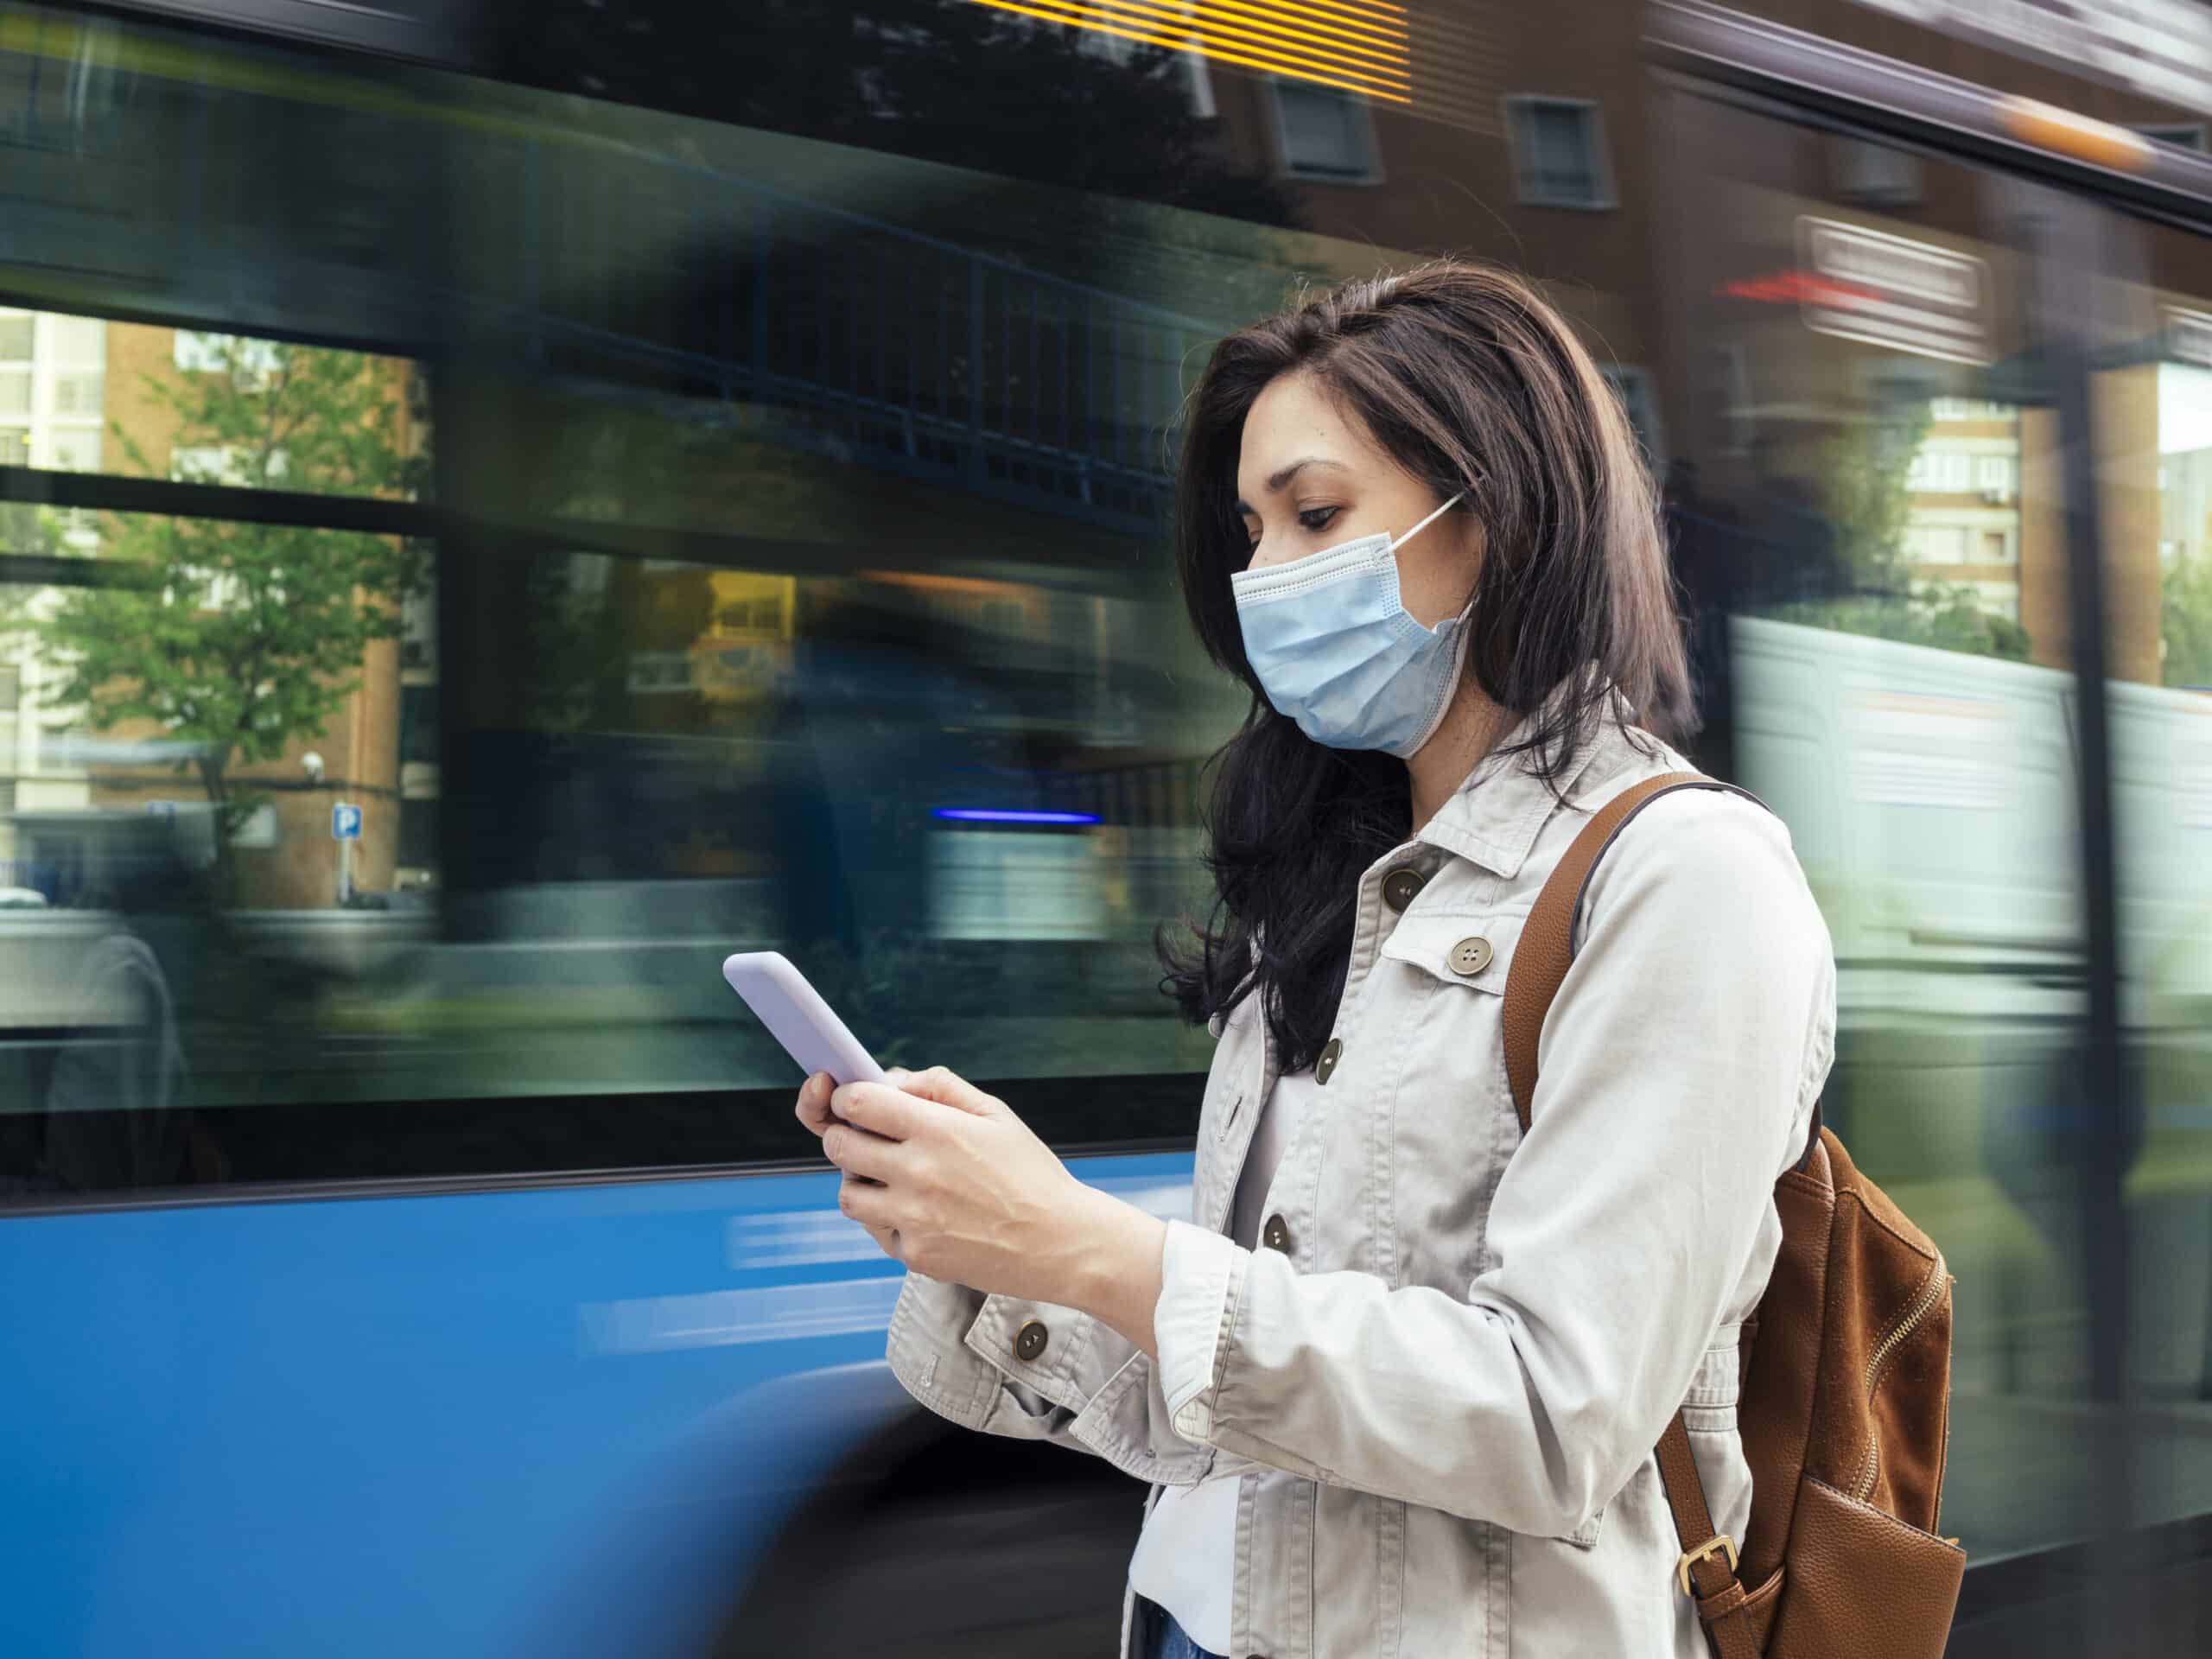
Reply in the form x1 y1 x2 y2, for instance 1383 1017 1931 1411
1234 455 1345 515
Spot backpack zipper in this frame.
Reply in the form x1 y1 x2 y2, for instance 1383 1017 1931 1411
1853 1252 1948 1503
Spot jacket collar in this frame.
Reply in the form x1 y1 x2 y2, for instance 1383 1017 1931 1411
1415 702 1643 879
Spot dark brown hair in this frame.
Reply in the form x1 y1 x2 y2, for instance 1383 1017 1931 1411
1155 258 1694 1071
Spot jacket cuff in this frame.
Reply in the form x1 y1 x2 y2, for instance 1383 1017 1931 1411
1154 1218 1248 1440
963 1293 1104 1415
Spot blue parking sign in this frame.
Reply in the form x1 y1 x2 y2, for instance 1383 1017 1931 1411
332 803 364 841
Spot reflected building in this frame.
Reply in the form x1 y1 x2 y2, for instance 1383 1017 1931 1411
0 309 418 909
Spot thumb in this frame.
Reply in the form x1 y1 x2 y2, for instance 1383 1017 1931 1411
896 1065 1002 1117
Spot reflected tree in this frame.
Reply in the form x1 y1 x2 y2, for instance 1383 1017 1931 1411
2163 553 2212 688
40 340 429 895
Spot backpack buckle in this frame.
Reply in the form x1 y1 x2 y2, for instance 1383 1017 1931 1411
1676 1534 1739 1596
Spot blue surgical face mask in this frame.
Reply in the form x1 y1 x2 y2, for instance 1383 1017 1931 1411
1231 493 1469 758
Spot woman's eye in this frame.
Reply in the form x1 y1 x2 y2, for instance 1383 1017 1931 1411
1297 506 1340 533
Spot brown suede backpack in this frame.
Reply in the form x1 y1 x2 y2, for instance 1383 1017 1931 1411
1502 772 1967 1659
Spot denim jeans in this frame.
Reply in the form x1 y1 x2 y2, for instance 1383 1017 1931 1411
1143 1600 1227 1659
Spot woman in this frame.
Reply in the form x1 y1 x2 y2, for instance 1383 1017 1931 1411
793 260 1834 1659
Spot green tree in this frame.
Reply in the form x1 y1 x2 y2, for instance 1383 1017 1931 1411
1792 582 2032 662
2164 553 2212 688
41 338 428 893
1822 401 1929 598
1783 400 2032 662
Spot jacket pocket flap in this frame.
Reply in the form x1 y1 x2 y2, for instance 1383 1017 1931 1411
1376 910 1528 995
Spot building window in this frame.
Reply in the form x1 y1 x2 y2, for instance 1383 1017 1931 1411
715 595 781 632
0 314 34 360
400 683 440 767
1600 365 1665 467
0 429 26 467
49 371 103 418
1904 525 1967 563
1975 455 2015 496
1271 81 1381 183
48 315 101 362
1931 397 2012 423
1835 139 1922 207
1980 529 2012 563
1504 96 1615 208
47 429 100 473
1907 451 1972 493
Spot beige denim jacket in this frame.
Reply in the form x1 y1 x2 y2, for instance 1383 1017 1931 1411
886 717 1836 1658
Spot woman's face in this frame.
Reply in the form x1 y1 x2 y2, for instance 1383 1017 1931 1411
1234 371 1478 630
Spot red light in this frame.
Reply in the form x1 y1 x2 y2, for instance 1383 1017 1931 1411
1716 270 1884 307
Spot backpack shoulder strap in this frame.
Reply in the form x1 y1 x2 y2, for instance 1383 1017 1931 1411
1500 768 1768 1659
1502 772 1760 1132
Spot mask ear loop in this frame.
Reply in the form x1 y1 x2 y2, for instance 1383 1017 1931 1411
1395 490 1478 634
1389 490 1465 552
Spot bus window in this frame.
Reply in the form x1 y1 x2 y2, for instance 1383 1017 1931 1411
1659 91 2108 1563
2106 232 2212 1518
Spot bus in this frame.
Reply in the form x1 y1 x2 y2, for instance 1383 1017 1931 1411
3 1 2209 1653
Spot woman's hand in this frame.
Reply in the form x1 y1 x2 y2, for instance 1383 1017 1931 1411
791 1065 1166 1351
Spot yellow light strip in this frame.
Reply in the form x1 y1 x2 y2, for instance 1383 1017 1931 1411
1999 95 2154 173
973 0 1413 101
1168 0 1410 51
1096 0 1407 75
1081 0 1410 86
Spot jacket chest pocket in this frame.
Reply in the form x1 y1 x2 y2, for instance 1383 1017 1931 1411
1353 911 1530 1247
1366 908 1533 1238
1372 909 1527 1047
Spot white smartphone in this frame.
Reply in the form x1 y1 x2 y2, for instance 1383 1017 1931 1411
721 950 887 1088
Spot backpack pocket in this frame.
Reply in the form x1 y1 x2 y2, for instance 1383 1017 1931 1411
1764 1475 1965 1659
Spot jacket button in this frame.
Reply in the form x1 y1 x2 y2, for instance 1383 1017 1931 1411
1448 936 1494 976
1014 1320 1049 1362
1262 1214 1292 1252
1381 865 1425 911
1315 1037 1343 1084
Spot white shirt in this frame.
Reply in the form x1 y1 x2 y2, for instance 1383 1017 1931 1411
1126 1061 1325 1653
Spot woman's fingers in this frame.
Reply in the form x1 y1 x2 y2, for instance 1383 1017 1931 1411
793 1071 837 1137
822 1119 902 1184
830 1078 947 1139
895 1065 1005 1118
837 1171 896 1231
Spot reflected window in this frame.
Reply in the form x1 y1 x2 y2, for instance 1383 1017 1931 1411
1505 96 1614 208
2158 360 2212 689
1271 80 1380 183
1835 138 1922 207
2133 123 2207 153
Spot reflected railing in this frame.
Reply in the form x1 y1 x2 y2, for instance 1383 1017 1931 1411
0 22 1224 535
